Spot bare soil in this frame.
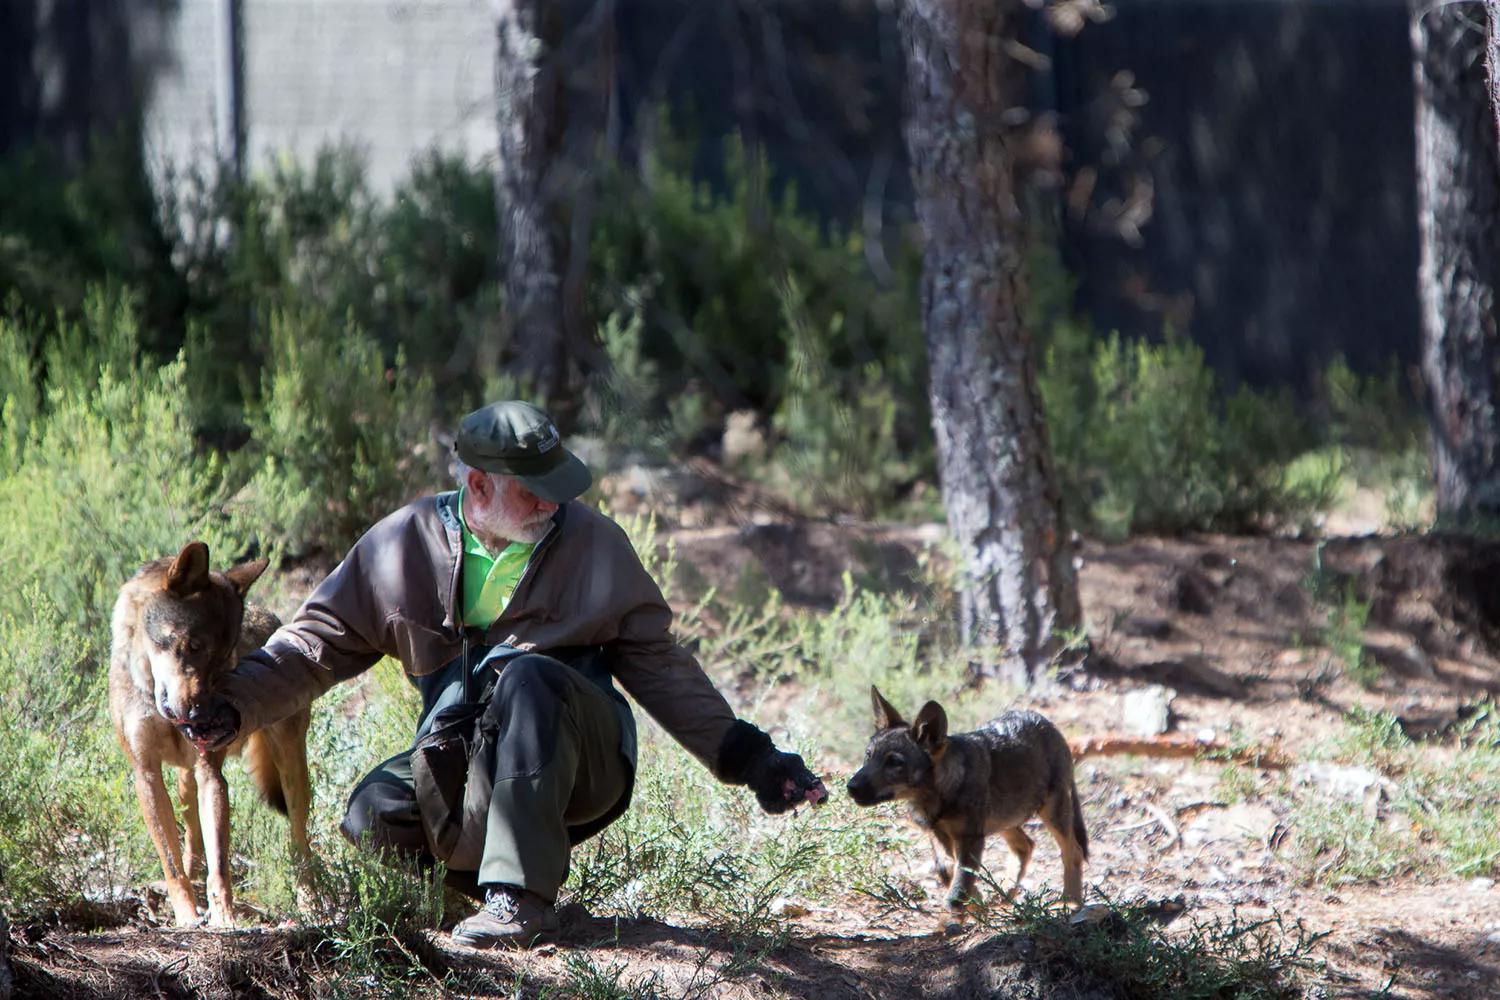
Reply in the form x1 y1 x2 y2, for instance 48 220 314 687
8 515 1500 999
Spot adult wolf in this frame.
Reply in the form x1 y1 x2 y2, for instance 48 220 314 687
109 541 313 928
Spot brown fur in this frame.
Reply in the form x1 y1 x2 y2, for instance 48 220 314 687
846 686 1089 910
108 541 313 928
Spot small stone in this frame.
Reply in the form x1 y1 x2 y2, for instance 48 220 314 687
1470 878 1495 893
770 897 810 919
1121 685 1175 737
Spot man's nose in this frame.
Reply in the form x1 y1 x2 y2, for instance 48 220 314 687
536 498 560 513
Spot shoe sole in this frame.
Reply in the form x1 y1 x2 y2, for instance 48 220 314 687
451 926 558 950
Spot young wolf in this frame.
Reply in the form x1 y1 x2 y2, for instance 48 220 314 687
846 687 1088 910
108 541 313 928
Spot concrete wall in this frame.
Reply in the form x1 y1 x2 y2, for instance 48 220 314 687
145 0 496 192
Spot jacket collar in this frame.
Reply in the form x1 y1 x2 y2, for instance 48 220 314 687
434 490 569 630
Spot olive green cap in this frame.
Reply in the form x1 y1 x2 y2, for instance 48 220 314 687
454 401 592 503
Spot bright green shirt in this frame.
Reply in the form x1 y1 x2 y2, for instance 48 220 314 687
456 488 537 628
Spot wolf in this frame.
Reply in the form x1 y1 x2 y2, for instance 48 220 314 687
846 686 1089 910
108 541 313 928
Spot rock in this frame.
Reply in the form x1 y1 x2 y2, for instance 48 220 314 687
1292 762 1392 804
1469 878 1495 893
721 410 767 466
1121 685 1175 737
1181 803 1280 849
770 897 810 919
1168 568 1216 615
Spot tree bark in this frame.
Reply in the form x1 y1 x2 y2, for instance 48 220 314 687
494 0 613 404
1415 1 1500 519
899 0 1081 685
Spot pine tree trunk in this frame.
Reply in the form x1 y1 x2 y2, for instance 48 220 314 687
494 0 612 402
900 0 1081 685
1415 1 1500 518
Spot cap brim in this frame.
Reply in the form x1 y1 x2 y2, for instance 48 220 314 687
515 450 593 504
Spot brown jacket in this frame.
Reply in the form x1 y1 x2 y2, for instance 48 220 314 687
220 492 738 771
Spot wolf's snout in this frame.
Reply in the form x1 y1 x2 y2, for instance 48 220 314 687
846 772 884 807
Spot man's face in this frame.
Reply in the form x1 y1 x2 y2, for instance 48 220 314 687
467 471 559 546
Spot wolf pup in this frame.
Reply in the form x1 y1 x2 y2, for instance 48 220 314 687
109 541 314 928
847 686 1088 910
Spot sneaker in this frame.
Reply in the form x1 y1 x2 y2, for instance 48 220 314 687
450 884 558 949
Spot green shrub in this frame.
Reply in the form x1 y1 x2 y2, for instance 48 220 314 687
588 128 929 474
240 304 439 555
0 289 255 630
0 591 152 911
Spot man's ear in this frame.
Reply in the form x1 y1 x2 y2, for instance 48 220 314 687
871 686 906 731
911 701 948 752
466 467 494 500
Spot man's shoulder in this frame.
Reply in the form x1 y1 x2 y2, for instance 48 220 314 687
558 501 631 544
361 493 453 545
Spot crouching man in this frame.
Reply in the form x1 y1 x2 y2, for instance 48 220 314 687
175 400 827 947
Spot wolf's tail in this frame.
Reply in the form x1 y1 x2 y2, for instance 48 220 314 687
1070 777 1090 862
243 731 289 816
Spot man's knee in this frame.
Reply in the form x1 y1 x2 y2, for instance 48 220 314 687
491 654 571 707
340 785 382 849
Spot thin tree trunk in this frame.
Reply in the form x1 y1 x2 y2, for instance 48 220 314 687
1415 0 1500 518
900 0 1081 686
494 0 612 404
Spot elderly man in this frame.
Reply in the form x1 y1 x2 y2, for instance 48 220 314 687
178 400 827 948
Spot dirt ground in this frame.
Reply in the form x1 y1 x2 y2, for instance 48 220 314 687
8 506 1500 999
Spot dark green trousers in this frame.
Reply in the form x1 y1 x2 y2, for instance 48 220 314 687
341 654 632 902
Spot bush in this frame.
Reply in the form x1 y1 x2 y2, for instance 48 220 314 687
0 591 152 911
240 304 439 556
0 289 255 631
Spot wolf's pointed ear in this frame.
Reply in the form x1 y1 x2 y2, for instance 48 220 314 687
165 541 212 596
911 701 948 751
871 686 905 731
223 557 270 597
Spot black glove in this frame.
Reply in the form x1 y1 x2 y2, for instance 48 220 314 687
716 720 828 815
178 696 241 754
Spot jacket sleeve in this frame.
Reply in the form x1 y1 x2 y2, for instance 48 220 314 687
217 535 389 733
608 587 743 774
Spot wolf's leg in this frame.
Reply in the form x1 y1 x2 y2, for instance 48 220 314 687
998 826 1035 899
194 753 236 928
1041 790 1087 905
946 828 986 911
131 763 199 926
177 767 203 879
267 714 318 914
928 833 953 883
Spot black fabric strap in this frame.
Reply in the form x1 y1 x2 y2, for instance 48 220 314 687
715 719 774 784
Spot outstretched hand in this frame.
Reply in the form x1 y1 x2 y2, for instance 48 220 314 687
177 696 241 754
742 746 829 814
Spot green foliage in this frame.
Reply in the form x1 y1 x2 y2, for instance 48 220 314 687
0 290 256 630
771 278 910 518
240 304 439 555
588 128 930 511
1002 891 1326 1000
1292 705 1500 884
0 591 151 911
1053 332 1315 539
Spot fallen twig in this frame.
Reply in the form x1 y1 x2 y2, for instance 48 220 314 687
1070 735 1292 770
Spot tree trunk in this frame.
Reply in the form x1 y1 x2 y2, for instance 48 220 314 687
899 0 1081 686
1415 1 1500 519
494 0 613 405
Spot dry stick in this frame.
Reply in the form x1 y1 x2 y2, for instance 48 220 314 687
1070 735 1293 770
